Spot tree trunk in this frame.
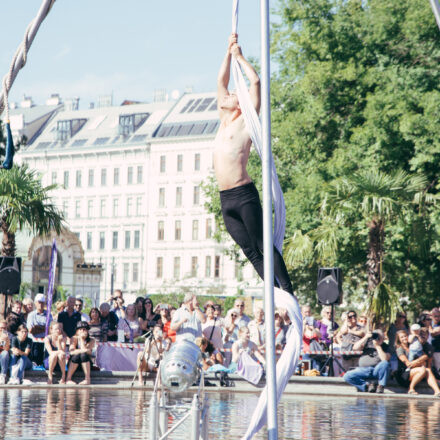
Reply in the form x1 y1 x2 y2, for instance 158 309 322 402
1 216 16 256
367 218 384 292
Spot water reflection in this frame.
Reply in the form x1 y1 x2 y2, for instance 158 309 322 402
0 389 439 439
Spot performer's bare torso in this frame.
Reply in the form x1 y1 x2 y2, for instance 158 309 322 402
213 115 252 191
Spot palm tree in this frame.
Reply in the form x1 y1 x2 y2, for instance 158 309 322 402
0 163 65 256
285 169 436 323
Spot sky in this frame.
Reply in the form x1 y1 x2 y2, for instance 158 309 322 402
0 0 269 109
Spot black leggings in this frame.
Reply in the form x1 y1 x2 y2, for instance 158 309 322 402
220 182 293 295
70 353 92 364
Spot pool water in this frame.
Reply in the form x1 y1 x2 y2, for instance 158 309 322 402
0 388 439 439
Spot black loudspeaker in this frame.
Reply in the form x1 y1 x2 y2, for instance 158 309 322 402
317 267 342 305
0 257 22 295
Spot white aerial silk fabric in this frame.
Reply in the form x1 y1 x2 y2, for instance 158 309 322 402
230 2 302 439
430 0 440 30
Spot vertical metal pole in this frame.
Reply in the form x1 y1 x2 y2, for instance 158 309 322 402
159 391 168 438
260 1 278 439
149 393 158 440
190 394 200 440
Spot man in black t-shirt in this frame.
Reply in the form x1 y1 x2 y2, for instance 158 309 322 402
343 329 391 393
57 296 81 339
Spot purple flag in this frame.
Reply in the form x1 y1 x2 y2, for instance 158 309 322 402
45 239 57 336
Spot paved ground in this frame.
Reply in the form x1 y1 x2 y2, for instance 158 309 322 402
1 371 439 400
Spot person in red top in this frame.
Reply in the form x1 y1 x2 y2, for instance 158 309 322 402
159 305 175 343
302 316 324 371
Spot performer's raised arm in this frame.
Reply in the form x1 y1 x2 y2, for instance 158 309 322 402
217 33 237 118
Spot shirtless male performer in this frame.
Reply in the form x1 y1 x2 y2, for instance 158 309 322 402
214 33 293 296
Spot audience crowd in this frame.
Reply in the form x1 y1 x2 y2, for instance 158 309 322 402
0 289 439 396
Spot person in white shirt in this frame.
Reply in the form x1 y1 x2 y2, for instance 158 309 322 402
248 306 265 350
234 299 251 328
170 293 206 343
202 304 224 351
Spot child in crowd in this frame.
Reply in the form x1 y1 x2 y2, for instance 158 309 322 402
408 323 424 361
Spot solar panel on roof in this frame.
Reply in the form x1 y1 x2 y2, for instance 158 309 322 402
130 134 148 143
180 99 194 114
71 139 87 147
187 98 202 113
177 124 194 136
190 123 207 135
208 100 218 111
205 121 219 134
35 142 52 150
168 125 181 136
93 137 110 145
196 97 215 112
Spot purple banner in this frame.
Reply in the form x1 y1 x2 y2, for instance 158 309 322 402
45 239 57 336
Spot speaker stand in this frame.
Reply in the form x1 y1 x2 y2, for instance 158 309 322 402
319 303 345 377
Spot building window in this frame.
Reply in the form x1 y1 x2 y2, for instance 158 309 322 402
206 218 212 239
175 220 181 241
177 154 183 172
158 221 164 241
136 197 142 216
137 166 143 184
191 257 198 278
62 200 68 218
176 187 182 207
194 153 200 171
88 169 94 187
205 256 211 278
87 200 94 218
101 169 107 186
63 171 69 189
127 166 133 184
193 186 200 205
134 230 140 248
113 198 119 217
133 263 139 282
112 231 118 249
87 232 92 250
51 171 57 185
126 197 133 216
100 199 106 217
76 170 82 187
192 220 199 240
158 188 165 208
214 256 220 278
156 257 163 278
123 263 129 285
113 168 120 185
99 232 105 250
75 200 81 218
160 155 166 173
119 113 149 136
173 257 180 279
125 231 131 249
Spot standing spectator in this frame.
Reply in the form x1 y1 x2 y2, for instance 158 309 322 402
417 313 432 332
6 300 25 335
118 304 143 342
213 304 223 318
57 296 81 339
394 330 440 395
170 293 206 342
316 305 339 348
274 312 286 349
202 304 224 352
134 297 145 316
110 289 126 319
343 329 391 393
140 298 160 331
302 315 324 371
27 293 53 365
358 315 368 328
88 308 103 341
44 322 66 384
248 306 265 349
234 299 251 328
8 325 33 385
99 302 118 341
223 308 240 366
75 297 91 323
158 305 175 342
0 320 10 384
66 321 95 385
431 308 440 377
22 298 34 323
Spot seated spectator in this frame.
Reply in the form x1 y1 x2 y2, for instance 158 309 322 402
8 324 33 385
336 310 365 371
6 300 25 335
140 298 160 331
99 302 118 341
158 305 175 342
66 321 95 385
137 324 169 385
358 315 368 328
248 306 265 350
394 329 440 395
316 305 339 348
417 313 432 331
387 311 409 369
170 293 206 343
110 289 126 319
57 296 81 340
0 320 10 384
44 322 67 384
196 336 224 371
222 308 240 366
431 308 440 377
274 312 286 350
343 329 390 393
75 297 91 323
134 297 145 317
22 297 34 323
302 315 324 371
118 304 143 342
301 304 317 325
202 303 224 353
88 308 103 341
408 324 424 361
27 293 52 365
